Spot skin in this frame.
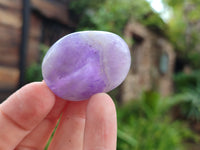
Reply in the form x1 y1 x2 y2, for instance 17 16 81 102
0 82 117 150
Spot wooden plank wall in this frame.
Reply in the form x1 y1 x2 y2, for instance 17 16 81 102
0 0 22 101
0 0 74 102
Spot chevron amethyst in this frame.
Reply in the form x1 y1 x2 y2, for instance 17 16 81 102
42 31 131 101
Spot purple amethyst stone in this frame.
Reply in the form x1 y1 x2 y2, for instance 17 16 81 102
42 31 131 101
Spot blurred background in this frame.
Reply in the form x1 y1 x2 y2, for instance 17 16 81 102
0 0 200 149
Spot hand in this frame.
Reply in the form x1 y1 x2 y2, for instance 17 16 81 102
0 82 117 150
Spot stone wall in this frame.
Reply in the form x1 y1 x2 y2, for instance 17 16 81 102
122 21 175 102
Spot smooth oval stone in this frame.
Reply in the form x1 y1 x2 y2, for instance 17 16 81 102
42 31 131 101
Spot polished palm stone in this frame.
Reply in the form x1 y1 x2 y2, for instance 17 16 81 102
42 31 131 101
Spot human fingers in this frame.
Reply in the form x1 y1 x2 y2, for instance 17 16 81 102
83 93 117 150
16 96 67 150
0 82 55 150
48 100 89 150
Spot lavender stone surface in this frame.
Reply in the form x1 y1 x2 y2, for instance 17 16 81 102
42 31 131 101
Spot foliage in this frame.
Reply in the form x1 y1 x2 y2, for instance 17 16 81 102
174 89 200 122
165 0 200 120
69 0 106 29
25 63 42 83
69 0 167 36
162 0 200 69
44 119 60 150
116 91 199 150
173 70 200 121
25 45 48 83
174 70 200 92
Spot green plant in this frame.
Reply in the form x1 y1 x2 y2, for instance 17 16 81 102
163 0 200 69
69 0 167 36
25 63 43 83
172 69 200 121
116 91 199 150
44 118 60 150
171 86 200 123
174 70 200 92
179 90 200 122
25 44 49 83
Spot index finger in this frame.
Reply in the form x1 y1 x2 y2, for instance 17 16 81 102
0 82 55 149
